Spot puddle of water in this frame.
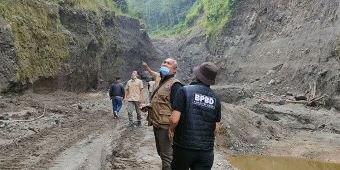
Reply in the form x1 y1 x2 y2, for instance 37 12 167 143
228 155 340 170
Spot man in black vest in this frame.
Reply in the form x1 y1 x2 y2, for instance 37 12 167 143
169 62 221 170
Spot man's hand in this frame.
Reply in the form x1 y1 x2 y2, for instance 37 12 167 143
140 104 151 112
141 61 154 74
169 110 181 142
215 122 222 135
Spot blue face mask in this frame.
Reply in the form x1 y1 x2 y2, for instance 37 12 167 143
160 66 170 76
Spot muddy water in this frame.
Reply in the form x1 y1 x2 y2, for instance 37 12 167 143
228 155 340 170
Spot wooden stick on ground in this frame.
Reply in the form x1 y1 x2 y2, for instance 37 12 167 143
254 94 328 106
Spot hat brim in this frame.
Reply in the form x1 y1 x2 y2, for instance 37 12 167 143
193 66 215 85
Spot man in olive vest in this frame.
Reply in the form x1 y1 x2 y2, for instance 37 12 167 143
146 58 182 170
169 62 221 170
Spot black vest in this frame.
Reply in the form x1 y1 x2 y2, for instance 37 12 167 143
173 84 220 151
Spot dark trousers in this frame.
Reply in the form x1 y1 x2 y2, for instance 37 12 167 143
112 96 123 114
153 127 172 170
171 146 214 170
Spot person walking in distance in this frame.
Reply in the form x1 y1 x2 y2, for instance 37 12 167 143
109 77 125 118
169 62 221 170
144 58 183 170
148 77 156 101
124 71 144 127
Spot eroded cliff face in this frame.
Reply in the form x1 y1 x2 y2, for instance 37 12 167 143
0 18 17 92
212 0 340 95
155 0 340 97
0 0 158 92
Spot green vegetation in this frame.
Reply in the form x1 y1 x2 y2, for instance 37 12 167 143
112 0 128 13
127 0 197 33
174 0 243 35
184 1 203 26
61 0 121 13
128 0 243 37
150 1 203 38
0 0 70 82
202 0 232 33
0 0 121 83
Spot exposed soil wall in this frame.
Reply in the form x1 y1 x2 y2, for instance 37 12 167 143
0 0 159 92
211 0 340 96
154 0 340 99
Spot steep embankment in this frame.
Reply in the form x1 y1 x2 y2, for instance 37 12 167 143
155 0 340 98
211 0 340 96
0 0 159 93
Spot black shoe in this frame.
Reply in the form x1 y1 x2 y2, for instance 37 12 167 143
134 121 141 126
128 121 134 127
113 111 118 118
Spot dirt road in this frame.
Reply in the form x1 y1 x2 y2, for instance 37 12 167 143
1 89 340 170
0 92 234 170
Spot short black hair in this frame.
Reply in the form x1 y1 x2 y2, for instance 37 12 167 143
116 77 121 80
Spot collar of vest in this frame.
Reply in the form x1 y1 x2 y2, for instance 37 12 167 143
189 81 210 87
160 74 175 83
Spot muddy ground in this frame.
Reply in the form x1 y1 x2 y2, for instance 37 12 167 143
0 85 340 169
0 89 235 170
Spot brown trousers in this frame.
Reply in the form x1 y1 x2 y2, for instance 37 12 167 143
153 127 172 170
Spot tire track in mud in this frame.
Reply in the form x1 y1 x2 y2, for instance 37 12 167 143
48 125 119 170
108 119 235 170
109 125 161 170
0 110 117 170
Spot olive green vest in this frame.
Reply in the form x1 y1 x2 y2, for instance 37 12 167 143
148 77 180 129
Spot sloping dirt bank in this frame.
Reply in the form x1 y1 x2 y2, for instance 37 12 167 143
217 85 340 164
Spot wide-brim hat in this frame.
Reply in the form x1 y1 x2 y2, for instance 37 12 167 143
193 62 219 85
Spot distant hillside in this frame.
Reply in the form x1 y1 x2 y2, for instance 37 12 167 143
124 0 243 37
126 0 197 33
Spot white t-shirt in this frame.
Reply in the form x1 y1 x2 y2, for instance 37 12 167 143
148 81 156 93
